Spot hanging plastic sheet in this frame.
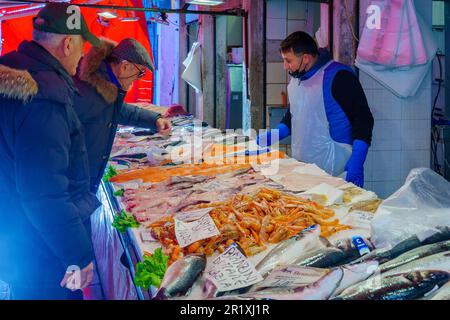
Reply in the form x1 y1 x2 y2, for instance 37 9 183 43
370 168 450 250
182 42 203 94
357 0 427 68
90 183 139 300
356 0 437 98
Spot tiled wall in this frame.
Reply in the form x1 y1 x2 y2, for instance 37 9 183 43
266 0 320 124
359 0 433 198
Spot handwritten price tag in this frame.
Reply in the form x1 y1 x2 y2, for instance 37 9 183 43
341 210 374 230
252 266 327 290
175 213 220 248
206 243 263 292
174 208 213 222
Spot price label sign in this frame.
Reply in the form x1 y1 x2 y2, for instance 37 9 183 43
341 210 374 230
174 208 213 222
252 266 327 290
206 243 263 292
175 213 220 248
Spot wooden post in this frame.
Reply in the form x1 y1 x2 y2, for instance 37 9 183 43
243 0 265 131
178 1 188 108
333 0 358 66
215 16 228 130
198 14 215 126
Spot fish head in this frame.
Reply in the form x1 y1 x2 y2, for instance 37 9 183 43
333 237 374 252
404 270 450 286
319 236 333 248
294 224 321 240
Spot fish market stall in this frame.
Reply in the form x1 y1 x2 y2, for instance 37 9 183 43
98 108 450 300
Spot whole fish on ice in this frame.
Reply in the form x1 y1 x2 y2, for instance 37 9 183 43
255 225 326 278
153 254 207 299
210 268 344 300
332 261 380 296
383 251 450 276
353 227 450 265
332 270 450 300
293 238 372 269
380 240 450 273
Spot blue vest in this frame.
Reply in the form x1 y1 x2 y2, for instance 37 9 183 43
322 61 355 145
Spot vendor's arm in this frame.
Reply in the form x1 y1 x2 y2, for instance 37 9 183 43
257 109 292 147
15 101 94 270
332 70 374 187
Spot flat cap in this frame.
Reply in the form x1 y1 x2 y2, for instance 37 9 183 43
111 38 154 72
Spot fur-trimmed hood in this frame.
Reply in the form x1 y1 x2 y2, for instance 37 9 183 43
0 64 38 103
78 38 119 104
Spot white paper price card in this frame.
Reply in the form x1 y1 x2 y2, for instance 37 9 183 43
175 213 220 248
206 243 263 292
174 208 213 222
341 210 374 230
252 266 327 290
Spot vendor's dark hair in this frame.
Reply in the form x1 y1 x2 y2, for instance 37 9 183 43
280 31 319 57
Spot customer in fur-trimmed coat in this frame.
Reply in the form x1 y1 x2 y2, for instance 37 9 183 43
73 38 172 193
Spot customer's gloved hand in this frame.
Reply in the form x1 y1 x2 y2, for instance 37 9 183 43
345 139 369 188
256 123 291 147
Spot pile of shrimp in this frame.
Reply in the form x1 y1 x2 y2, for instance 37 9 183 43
148 188 351 264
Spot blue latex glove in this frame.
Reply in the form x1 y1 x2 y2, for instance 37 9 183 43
345 139 369 188
256 123 291 147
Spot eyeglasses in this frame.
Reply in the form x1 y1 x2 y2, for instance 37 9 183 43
132 63 146 79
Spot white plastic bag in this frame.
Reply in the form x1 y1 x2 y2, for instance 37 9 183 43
182 42 202 93
371 168 450 249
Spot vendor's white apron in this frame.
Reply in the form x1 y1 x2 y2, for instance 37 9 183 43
288 61 352 176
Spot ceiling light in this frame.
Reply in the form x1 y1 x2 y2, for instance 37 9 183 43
187 0 224 6
121 8 139 22
121 16 140 22
97 11 118 19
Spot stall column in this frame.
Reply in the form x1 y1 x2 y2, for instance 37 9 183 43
445 0 450 180
332 0 358 66
243 0 265 131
